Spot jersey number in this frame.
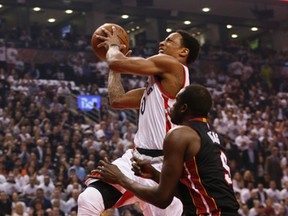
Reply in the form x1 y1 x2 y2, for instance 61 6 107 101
220 151 232 185
140 97 146 115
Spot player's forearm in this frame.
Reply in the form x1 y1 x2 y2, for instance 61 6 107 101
108 70 125 107
118 175 171 209
106 45 127 72
151 169 161 183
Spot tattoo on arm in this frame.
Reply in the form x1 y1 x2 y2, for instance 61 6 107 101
108 70 125 104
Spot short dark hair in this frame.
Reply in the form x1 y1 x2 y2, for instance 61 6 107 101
176 30 200 64
180 84 212 117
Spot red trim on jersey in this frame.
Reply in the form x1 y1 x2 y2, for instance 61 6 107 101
188 118 207 123
112 191 134 208
182 157 218 215
180 64 187 88
163 96 172 132
154 64 187 99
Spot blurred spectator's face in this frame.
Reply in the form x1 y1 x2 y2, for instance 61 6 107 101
35 201 42 210
7 172 15 182
44 176 50 185
258 183 264 191
28 177 35 184
12 192 19 201
21 126 26 133
74 158 80 166
57 146 64 154
272 147 279 157
36 189 44 198
269 181 276 189
0 191 8 201
69 211 77 216
15 203 24 214
52 199 60 208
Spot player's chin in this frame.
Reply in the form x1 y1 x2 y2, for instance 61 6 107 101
171 115 181 125
170 117 177 125
158 50 164 54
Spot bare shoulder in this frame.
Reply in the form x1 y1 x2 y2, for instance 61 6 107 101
147 54 185 96
166 125 201 158
147 54 180 67
166 125 199 142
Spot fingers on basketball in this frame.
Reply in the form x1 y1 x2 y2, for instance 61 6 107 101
91 23 129 60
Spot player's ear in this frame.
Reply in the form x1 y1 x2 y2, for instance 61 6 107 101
181 104 188 113
180 48 189 57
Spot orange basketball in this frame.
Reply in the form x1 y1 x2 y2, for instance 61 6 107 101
91 23 129 61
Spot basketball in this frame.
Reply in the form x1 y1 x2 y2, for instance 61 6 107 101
91 23 129 61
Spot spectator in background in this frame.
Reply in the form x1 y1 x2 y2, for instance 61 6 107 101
19 29 32 48
280 179 288 200
32 138 45 167
265 146 283 190
11 191 28 215
235 129 250 151
28 198 46 216
256 182 268 207
51 187 67 214
12 201 29 216
49 199 65 216
0 191 12 216
22 176 38 205
28 187 52 211
68 157 85 182
65 188 79 214
56 82 70 103
27 62 40 79
266 180 282 203
242 140 258 177
1 172 22 196
256 152 266 184
49 96 64 113
38 175 55 200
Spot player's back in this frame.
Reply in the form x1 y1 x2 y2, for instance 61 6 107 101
178 119 239 215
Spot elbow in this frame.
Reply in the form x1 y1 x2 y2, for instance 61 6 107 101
155 197 173 209
157 201 171 209
158 203 169 209
109 100 124 109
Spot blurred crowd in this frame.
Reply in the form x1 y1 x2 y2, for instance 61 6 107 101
0 26 287 216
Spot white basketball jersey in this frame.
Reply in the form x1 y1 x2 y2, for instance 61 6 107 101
134 64 190 150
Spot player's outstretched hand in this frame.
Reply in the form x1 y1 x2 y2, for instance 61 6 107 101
96 26 120 49
88 158 125 184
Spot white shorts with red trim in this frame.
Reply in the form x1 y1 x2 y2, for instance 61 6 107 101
85 149 183 216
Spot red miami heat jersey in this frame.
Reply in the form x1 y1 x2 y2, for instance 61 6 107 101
134 64 190 150
178 119 239 215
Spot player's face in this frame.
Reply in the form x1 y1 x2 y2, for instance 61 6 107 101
158 32 183 56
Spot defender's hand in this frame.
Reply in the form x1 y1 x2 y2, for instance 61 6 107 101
88 158 125 184
131 157 156 180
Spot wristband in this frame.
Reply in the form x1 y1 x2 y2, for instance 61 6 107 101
110 44 120 48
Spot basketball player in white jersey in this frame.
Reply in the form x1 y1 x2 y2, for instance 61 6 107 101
78 26 200 216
